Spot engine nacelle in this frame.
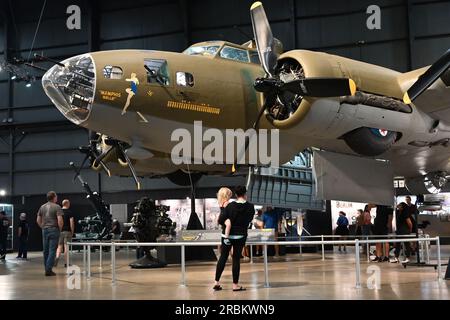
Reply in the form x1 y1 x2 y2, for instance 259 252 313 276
265 49 405 130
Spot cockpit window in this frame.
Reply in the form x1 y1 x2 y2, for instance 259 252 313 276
176 72 194 87
144 59 170 85
219 46 250 63
103 66 123 79
183 45 220 57
249 51 260 64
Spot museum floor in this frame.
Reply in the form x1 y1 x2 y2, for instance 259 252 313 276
1 247 449 300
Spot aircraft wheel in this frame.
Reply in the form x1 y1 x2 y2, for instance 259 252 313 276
343 127 398 156
166 170 203 186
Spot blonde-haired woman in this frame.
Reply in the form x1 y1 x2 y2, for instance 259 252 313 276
217 187 232 209
213 187 232 291
217 187 233 247
216 187 232 246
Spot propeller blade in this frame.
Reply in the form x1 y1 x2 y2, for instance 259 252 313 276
117 143 141 190
250 1 278 76
252 98 271 130
281 78 357 97
403 49 450 104
234 97 273 174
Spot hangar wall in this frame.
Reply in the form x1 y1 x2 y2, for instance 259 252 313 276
1 0 450 200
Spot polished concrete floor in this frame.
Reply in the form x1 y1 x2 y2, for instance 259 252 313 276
0 247 449 300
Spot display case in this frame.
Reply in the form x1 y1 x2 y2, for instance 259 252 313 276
0 204 14 252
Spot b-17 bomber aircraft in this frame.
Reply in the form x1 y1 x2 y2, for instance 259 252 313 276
41 2 450 202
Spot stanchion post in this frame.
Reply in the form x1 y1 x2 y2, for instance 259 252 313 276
111 243 116 285
110 243 113 266
366 236 369 260
355 239 361 289
436 237 442 281
366 237 370 262
321 235 325 261
99 244 102 269
87 244 91 280
83 245 86 276
181 244 186 286
67 243 70 271
264 243 270 288
425 235 430 264
250 244 253 263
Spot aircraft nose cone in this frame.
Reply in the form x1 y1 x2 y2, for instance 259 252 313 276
42 54 96 125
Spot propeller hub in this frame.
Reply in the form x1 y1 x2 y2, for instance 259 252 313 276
254 77 281 93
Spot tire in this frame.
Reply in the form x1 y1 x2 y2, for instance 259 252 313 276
166 170 203 186
343 127 397 156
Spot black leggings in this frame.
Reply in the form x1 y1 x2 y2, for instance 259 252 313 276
394 231 411 258
394 241 411 258
215 237 246 284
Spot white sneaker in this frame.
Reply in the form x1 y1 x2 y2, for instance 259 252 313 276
401 258 410 264
390 257 399 263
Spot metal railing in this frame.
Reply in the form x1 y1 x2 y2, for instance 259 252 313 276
271 233 425 262
67 235 443 288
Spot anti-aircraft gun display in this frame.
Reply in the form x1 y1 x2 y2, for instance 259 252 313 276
70 162 112 240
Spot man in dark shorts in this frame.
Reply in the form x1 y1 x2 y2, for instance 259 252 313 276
37 191 63 276
405 196 419 255
372 205 393 262
55 199 74 268
391 202 413 264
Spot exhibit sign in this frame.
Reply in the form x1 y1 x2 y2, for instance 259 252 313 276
178 229 275 242
330 200 375 231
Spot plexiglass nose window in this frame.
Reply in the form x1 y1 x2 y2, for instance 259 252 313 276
42 54 96 125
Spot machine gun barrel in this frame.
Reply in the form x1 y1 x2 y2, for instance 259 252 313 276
69 161 112 240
